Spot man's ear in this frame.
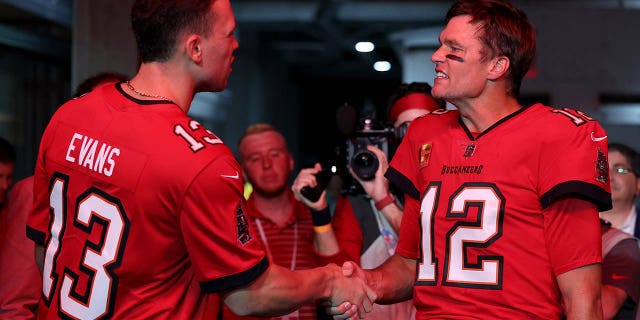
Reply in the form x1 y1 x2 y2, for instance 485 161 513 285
186 34 203 64
488 56 509 80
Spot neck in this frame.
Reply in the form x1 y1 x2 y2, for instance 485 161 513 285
252 191 294 226
600 201 634 228
129 62 196 112
455 90 521 133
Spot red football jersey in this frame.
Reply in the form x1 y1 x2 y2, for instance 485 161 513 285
388 104 612 319
26 84 267 319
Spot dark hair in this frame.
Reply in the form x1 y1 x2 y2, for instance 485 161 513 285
131 0 215 63
73 72 129 98
609 142 640 177
446 0 536 97
0 137 16 164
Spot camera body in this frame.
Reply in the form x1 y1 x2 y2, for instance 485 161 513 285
345 117 394 181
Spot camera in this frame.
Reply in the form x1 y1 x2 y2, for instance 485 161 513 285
346 117 394 181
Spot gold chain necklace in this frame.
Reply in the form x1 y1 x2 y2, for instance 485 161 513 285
125 80 173 102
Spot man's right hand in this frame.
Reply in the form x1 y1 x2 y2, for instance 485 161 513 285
326 263 376 319
325 261 374 319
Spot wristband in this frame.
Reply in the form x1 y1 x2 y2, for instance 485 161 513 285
313 224 333 233
310 207 331 226
375 194 395 210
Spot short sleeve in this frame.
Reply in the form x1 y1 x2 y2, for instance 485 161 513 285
180 157 267 293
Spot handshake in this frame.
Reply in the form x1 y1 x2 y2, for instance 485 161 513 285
324 261 376 320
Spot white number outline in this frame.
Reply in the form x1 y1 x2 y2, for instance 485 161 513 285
550 107 594 126
417 182 505 289
44 173 129 320
174 120 223 152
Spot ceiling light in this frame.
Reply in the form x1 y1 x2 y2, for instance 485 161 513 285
355 41 375 53
374 61 391 72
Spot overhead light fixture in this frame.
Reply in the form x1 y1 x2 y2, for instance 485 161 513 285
374 61 391 72
355 41 375 53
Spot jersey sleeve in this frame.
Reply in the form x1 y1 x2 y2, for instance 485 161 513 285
180 156 268 293
538 112 611 211
395 195 421 259
544 197 602 275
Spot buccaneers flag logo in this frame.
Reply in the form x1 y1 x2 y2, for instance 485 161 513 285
419 143 432 168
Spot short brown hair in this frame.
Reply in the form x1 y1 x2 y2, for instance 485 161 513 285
447 0 536 97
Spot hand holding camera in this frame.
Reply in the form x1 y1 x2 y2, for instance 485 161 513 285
346 117 394 181
349 145 392 202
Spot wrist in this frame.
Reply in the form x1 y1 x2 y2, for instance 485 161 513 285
311 207 331 226
313 224 333 233
374 193 395 210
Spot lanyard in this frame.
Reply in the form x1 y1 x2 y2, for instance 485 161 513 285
255 218 298 271
368 198 398 255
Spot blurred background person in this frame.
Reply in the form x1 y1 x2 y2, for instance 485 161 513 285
223 123 323 320
293 82 442 320
599 219 640 319
0 137 15 214
600 142 640 238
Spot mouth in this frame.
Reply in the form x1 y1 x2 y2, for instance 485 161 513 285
435 71 449 80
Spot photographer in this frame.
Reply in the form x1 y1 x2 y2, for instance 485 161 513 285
292 82 442 320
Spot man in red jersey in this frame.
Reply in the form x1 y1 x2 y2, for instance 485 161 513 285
330 0 611 319
26 1 374 319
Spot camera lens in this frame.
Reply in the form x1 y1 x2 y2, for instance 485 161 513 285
350 150 379 180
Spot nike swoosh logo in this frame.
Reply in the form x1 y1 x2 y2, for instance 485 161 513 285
220 172 240 180
611 274 630 280
591 132 607 142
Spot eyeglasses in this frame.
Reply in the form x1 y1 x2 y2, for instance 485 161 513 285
612 167 633 175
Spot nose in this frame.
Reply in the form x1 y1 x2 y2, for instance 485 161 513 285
262 157 272 169
431 46 445 65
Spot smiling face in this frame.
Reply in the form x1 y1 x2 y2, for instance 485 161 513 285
431 15 496 104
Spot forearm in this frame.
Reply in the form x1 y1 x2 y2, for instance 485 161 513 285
223 264 335 317
558 264 602 320
313 227 340 256
378 202 403 232
601 285 626 320
365 254 415 304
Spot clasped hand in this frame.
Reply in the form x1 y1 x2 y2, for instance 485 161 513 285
325 262 374 319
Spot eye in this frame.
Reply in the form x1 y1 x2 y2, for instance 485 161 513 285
246 155 261 164
269 150 283 159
